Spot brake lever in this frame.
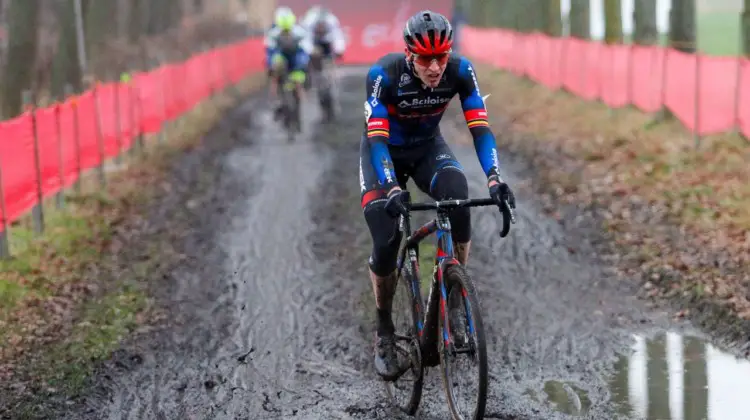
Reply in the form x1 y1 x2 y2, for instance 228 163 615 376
499 198 516 238
504 198 517 224
387 214 404 246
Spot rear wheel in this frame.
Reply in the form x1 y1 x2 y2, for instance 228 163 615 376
439 264 488 420
384 250 424 415
317 61 335 122
281 83 299 142
292 88 302 133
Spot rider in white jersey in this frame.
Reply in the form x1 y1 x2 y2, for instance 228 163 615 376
301 6 346 59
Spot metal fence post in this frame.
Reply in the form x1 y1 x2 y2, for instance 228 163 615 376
25 90 45 235
733 57 743 137
114 81 122 164
158 60 167 145
222 46 231 96
693 53 701 150
626 44 634 107
134 79 145 154
122 73 138 158
0 151 10 258
54 101 65 209
659 47 670 120
93 83 106 187
66 84 83 194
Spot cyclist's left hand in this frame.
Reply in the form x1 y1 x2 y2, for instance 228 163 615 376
384 187 408 218
488 177 516 209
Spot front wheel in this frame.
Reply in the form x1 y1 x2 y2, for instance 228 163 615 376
384 255 424 415
439 264 488 420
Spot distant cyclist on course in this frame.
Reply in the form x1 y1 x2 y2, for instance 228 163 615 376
263 8 313 117
301 6 346 60
359 10 516 380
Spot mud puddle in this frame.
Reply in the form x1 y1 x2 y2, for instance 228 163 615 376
527 332 750 419
603 332 750 420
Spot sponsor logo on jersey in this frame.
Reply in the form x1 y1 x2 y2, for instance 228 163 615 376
468 65 481 95
398 97 450 108
359 156 366 191
370 74 382 106
381 156 394 184
398 73 411 87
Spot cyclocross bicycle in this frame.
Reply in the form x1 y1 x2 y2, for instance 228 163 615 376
383 190 516 420
310 48 337 122
277 70 301 142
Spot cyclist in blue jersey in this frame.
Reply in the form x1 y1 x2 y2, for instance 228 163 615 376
265 7 292 76
359 10 516 380
263 9 313 118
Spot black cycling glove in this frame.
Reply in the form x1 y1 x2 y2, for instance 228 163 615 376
488 176 516 209
384 189 408 218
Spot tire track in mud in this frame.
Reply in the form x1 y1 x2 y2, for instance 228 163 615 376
69 72 421 420
69 70 673 420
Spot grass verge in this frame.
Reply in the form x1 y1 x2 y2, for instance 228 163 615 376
472 62 750 348
0 74 266 415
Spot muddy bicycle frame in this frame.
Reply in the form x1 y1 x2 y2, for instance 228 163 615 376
393 190 515 371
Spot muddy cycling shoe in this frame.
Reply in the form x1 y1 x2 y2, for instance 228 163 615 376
374 334 401 381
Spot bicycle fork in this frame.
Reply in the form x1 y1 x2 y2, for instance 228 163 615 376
420 212 458 366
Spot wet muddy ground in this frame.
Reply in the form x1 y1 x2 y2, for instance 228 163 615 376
55 68 750 419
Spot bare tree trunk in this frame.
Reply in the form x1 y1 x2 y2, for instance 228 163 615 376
146 0 183 36
496 0 517 29
128 0 143 43
570 0 590 39
545 0 562 36
468 0 489 27
668 0 696 53
51 0 83 98
604 0 623 44
743 0 750 55
633 0 658 45
1 0 40 117
517 0 545 33
85 0 118 77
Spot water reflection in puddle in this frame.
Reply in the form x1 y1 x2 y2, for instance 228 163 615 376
609 332 750 420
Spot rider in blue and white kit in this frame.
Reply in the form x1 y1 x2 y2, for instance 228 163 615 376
263 8 313 116
359 10 517 380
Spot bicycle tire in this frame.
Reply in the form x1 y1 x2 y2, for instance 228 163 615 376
293 89 302 133
384 253 424 415
319 90 334 121
281 91 294 141
439 264 488 420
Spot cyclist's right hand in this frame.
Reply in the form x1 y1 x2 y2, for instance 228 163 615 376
384 187 408 218
488 175 516 210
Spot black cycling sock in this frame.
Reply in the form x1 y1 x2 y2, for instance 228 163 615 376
376 309 395 336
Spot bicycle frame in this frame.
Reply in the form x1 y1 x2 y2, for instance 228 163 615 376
395 199 475 363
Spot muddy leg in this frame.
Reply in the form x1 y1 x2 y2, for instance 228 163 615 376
454 240 471 266
370 268 397 335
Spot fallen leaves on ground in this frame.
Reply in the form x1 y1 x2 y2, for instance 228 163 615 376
473 63 750 333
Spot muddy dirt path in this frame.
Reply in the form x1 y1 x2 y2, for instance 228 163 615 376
62 69 733 420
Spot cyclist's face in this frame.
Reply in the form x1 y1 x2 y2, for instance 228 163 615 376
407 49 449 88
